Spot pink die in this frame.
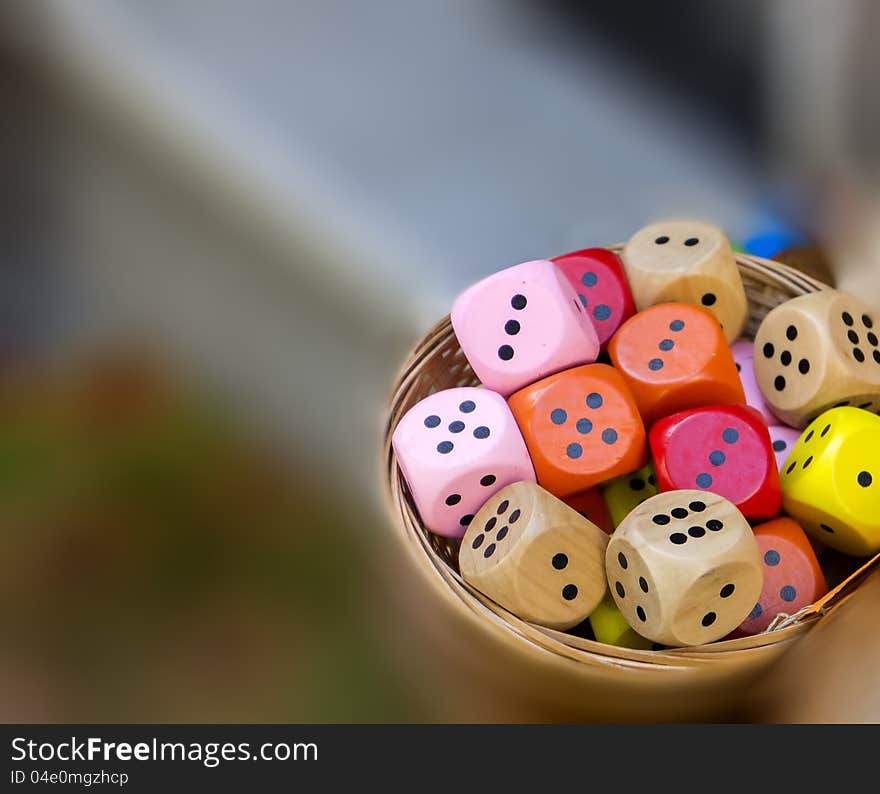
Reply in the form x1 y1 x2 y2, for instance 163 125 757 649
391 387 536 538
731 338 775 424
768 424 800 472
451 260 600 396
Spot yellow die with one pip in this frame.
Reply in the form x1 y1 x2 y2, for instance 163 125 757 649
781 406 880 556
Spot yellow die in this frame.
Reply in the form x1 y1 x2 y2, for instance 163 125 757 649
781 406 880 556
589 594 653 650
600 462 658 528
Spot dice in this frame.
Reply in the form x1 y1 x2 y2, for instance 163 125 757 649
732 517 827 636
605 490 762 646
768 424 800 472
588 594 653 650
650 405 782 520
780 406 880 556
753 289 880 428
731 338 775 424
620 220 748 343
459 482 608 629
600 462 658 529
563 488 614 535
451 259 600 396
552 248 636 348
391 387 535 538
607 303 745 427
508 363 648 498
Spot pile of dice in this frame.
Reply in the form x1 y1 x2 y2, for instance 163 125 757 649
392 220 880 648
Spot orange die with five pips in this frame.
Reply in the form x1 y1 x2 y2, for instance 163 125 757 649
508 364 648 499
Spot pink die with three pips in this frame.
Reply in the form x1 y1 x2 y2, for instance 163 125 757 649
391 387 536 538
451 259 600 396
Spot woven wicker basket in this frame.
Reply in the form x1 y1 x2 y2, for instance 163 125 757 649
383 251 880 721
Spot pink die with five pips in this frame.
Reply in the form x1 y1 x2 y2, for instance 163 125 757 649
391 387 536 538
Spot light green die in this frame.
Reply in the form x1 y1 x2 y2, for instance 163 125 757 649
588 594 653 650
600 461 658 528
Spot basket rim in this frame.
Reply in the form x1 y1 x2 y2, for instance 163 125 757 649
382 251 880 667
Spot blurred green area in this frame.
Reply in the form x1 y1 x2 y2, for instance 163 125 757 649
0 352 418 722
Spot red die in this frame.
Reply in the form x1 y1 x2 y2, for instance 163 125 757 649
650 404 782 520
552 248 636 348
563 488 614 535
732 517 827 636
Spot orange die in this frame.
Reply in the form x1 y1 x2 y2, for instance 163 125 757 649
508 363 648 498
563 488 614 535
608 302 745 427
732 517 827 636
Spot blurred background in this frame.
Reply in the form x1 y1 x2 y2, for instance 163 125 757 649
1 0 878 721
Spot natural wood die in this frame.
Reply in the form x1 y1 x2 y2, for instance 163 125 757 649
605 490 762 646
753 289 880 428
459 482 608 629
621 220 748 343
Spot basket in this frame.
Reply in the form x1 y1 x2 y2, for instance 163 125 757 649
383 250 880 721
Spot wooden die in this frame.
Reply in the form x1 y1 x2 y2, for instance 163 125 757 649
621 220 748 342
605 490 762 646
753 289 880 428
459 482 608 629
